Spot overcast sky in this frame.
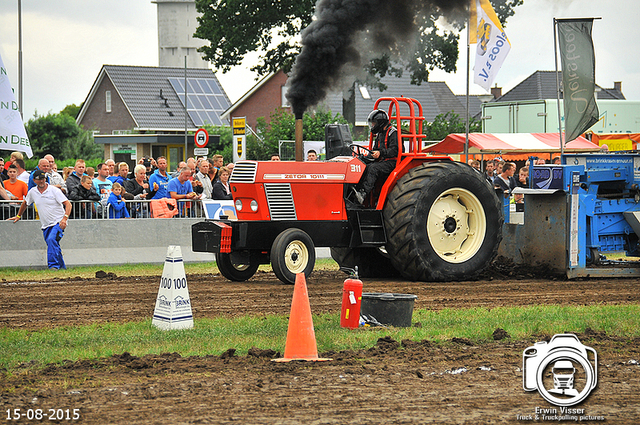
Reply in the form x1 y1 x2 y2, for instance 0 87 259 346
1 0 639 120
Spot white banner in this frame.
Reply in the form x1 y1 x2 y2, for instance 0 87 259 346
472 0 511 92
0 51 31 157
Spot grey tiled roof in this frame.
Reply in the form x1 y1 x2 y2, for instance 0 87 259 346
496 70 625 102
102 65 230 130
320 74 468 125
597 85 625 100
455 95 483 119
430 82 468 117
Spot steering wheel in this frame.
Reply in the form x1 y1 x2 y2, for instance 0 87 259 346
349 144 375 164
349 144 372 156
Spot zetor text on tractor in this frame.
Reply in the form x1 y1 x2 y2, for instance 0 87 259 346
192 97 503 284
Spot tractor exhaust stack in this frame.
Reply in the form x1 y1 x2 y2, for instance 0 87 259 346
295 117 304 162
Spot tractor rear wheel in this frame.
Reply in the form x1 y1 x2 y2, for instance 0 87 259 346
270 229 316 285
330 247 402 278
383 161 502 281
216 251 260 281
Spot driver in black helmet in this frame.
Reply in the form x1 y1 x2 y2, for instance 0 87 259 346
354 109 399 204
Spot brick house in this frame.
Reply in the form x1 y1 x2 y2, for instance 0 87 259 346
221 70 484 138
77 65 230 171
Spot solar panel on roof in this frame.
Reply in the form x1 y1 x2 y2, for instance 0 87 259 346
206 79 222 95
190 80 204 94
169 77 230 127
198 95 212 109
200 81 213 94
208 95 221 110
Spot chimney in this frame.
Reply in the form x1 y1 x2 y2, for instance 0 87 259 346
614 81 622 92
491 84 502 99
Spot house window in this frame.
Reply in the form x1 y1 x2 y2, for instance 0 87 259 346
358 85 371 100
106 91 112 113
281 85 289 107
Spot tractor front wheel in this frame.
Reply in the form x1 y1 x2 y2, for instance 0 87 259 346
383 161 502 281
216 251 260 281
270 229 316 285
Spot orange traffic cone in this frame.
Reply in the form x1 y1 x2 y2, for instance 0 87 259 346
272 273 331 362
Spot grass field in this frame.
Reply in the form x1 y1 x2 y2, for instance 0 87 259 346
3 261 639 372
0 259 338 282
2 304 638 371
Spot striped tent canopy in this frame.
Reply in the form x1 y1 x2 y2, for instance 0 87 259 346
424 133 601 161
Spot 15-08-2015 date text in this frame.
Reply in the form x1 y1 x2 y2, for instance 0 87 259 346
6 408 80 421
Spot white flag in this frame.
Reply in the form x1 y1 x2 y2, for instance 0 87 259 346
0 51 32 158
472 0 511 92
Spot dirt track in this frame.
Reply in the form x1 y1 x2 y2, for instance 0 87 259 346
2 265 639 329
1 264 640 424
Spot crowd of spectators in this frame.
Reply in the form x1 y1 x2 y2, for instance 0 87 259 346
469 157 553 194
469 156 561 207
1 151 235 220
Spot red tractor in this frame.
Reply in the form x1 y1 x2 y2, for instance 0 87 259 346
192 97 502 284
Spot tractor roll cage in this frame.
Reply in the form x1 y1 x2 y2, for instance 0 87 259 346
367 97 451 210
369 97 426 158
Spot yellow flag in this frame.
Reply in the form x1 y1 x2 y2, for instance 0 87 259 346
472 0 511 91
469 0 477 44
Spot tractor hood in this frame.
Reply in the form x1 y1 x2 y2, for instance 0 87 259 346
230 157 365 185
228 157 366 222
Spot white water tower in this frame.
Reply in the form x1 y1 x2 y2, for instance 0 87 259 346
153 0 209 69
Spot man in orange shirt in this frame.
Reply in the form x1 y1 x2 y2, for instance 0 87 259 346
3 164 28 201
2 164 29 220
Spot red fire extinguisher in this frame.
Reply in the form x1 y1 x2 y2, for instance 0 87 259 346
340 267 363 329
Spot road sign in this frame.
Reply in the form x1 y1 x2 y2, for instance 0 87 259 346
232 117 246 162
194 128 209 148
232 118 246 135
194 148 209 156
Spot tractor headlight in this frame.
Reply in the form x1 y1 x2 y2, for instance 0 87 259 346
250 200 258 212
235 199 243 211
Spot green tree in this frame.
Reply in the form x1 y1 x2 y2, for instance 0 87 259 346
201 125 233 160
252 108 348 159
194 0 522 84
26 112 102 160
60 103 82 119
195 0 316 76
423 111 482 142
61 128 104 160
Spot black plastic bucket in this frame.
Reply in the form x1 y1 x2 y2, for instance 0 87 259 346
360 293 417 327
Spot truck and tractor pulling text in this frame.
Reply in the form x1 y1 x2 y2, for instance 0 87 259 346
192 97 504 284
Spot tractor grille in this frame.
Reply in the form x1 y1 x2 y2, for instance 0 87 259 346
265 183 297 221
229 161 257 183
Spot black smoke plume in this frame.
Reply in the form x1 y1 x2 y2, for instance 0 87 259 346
286 0 467 118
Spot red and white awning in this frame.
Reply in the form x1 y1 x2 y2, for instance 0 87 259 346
424 133 600 154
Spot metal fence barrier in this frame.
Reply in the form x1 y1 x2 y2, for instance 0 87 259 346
0 199 207 221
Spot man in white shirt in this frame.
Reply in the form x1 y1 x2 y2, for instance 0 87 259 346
194 160 213 199
14 158 30 184
44 154 67 194
8 169 72 269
